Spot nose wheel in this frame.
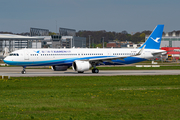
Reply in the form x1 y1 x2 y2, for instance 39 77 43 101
21 66 26 74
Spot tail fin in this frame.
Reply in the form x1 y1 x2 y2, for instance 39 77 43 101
139 25 164 49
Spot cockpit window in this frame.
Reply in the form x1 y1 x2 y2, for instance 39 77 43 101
9 53 19 56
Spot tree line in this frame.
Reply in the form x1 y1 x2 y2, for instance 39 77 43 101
76 30 151 47
76 30 180 47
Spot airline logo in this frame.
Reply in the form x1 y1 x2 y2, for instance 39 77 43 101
34 50 71 54
35 50 40 54
151 37 160 43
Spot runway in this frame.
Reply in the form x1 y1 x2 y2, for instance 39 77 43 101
0 67 180 77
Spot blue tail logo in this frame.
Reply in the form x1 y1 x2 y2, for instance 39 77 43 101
139 25 164 49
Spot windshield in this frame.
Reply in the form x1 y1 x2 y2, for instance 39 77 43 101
9 53 19 56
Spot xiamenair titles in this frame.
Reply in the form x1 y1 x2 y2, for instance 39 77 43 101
34 50 71 54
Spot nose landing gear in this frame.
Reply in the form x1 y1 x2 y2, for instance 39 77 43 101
21 66 26 74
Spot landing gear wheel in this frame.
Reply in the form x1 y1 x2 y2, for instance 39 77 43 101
92 69 94 73
92 68 99 73
21 70 26 74
78 71 84 73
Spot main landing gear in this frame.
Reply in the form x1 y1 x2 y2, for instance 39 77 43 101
92 64 99 73
21 66 26 74
92 68 99 73
91 63 99 73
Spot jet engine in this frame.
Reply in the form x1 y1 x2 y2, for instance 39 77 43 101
72 60 92 72
51 66 68 71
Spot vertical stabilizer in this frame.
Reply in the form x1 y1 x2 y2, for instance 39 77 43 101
139 25 164 49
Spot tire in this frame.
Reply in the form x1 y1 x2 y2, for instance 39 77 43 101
92 69 95 73
92 69 99 73
21 70 26 74
94 69 99 73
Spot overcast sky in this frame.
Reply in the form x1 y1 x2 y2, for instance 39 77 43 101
0 0 179 33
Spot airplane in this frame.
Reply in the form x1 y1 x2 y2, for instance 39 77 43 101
3 25 166 74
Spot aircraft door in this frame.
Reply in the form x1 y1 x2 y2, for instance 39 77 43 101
107 51 111 56
24 50 29 60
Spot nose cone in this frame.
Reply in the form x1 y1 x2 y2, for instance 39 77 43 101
3 57 10 65
3 57 7 63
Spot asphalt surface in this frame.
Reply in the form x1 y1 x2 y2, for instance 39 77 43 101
0 67 180 77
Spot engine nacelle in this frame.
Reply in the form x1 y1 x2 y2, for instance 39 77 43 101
51 66 68 71
72 60 91 71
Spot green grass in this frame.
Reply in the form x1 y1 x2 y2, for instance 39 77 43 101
0 76 180 119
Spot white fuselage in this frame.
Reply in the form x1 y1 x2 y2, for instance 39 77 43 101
3 48 165 67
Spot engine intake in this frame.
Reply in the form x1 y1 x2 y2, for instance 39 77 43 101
72 60 91 71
